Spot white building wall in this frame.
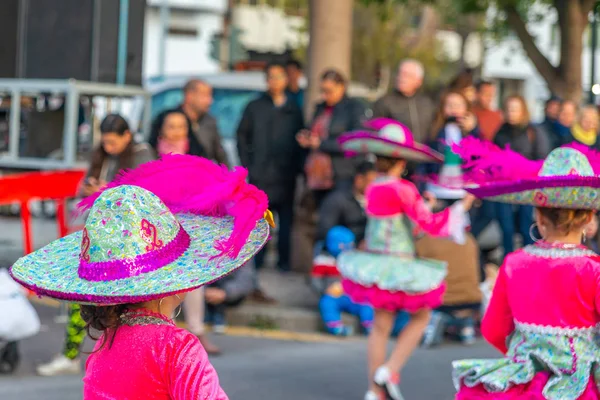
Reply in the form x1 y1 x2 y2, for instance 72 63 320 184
143 0 226 78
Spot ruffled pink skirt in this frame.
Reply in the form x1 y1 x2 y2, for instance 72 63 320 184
342 279 445 312
456 371 600 399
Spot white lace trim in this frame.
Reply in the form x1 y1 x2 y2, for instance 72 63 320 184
523 245 596 258
515 320 600 337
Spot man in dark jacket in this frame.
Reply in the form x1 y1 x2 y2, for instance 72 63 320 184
316 161 377 244
372 59 435 144
237 62 305 274
149 79 229 165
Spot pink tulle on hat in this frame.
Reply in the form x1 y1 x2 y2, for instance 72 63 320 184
79 154 269 259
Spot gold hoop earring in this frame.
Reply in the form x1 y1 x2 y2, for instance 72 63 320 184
173 294 183 319
582 230 587 244
158 298 164 315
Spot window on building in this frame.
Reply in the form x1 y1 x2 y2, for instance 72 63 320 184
549 23 559 49
168 27 198 38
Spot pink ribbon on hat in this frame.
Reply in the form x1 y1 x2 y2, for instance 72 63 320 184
77 224 191 282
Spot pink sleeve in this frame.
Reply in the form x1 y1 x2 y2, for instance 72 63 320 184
396 181 451 236
481 266 514 354
168 330 228 400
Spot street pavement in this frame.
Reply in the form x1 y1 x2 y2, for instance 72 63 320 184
0 303 498 400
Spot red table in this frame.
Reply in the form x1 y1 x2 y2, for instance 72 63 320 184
0 170 86 255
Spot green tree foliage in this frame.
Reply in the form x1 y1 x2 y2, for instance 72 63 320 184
351 1 453 89
363 0 597 102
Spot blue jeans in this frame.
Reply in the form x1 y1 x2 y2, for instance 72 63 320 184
470 200 496 239
496 203 534 257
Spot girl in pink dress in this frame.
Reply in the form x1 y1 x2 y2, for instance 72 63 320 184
452 139 600 400
9 155 273 399
337 118 475 400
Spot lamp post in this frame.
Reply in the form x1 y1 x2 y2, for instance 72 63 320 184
590 2 599 103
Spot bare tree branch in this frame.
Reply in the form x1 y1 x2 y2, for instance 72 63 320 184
504 5 558 85
581 0 597 15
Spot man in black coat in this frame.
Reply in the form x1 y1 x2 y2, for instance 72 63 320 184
237 62 305 274
149 79 229 165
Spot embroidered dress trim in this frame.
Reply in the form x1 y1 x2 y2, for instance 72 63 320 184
119 310 175 327
515 320 600 337
523 244 596 258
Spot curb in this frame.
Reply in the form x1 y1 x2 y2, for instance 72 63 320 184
30 297 363 340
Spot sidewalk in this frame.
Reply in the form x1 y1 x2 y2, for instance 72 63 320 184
0 216 342 333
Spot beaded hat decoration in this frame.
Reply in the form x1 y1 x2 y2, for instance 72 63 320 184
339 118 443 163
10 155 271 304
453 138 600 210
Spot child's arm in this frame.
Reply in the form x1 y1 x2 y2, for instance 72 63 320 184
168 331 229 400
480 266 514 354
396 181 469 244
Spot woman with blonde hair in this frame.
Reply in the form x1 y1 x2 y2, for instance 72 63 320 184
570 105 600 149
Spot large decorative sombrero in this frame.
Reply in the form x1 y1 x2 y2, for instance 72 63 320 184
454 138 600 210
10 155 271 305
339 118 443 163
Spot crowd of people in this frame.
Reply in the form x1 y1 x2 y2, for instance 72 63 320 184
3 52 600 399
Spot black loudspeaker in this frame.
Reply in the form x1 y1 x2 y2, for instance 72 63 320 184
0 0 146 86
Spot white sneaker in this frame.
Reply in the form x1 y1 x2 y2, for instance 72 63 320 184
374 366 405 400
36 355 81 376
364 390 383 400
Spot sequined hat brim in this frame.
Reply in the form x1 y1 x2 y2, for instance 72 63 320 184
9 214 269 305
465 175 600 210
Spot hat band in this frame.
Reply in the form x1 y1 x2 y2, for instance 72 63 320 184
77 224 191 282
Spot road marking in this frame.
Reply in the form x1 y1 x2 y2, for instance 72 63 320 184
30 297 358 343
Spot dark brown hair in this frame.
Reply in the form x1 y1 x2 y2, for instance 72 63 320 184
375 155 404 173
537 207 594 234
87 114 135 180
430 90 471 141
79 304 128 351
321 69 347 86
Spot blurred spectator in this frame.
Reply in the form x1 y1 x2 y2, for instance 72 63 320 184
428 91 479 159
472 80 503 142
298 69 367 208
237 61 305 276
149 79 228 165
537 96 562 150
372 59 435 144
316 161 377 244
155 110 206 157
495 96 550 160
548 100 577 149
417 233 481 347
494 96 549 258
204 261 257 334
545 96 562 122
154 110 219 354
82 114 154 196
38 114 156 377
286 59 305 109
448 69 476 105
570 105 599 149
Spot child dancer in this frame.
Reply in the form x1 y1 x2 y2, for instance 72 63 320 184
10 155 272 399
337 118 474 400
452 139 600 399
